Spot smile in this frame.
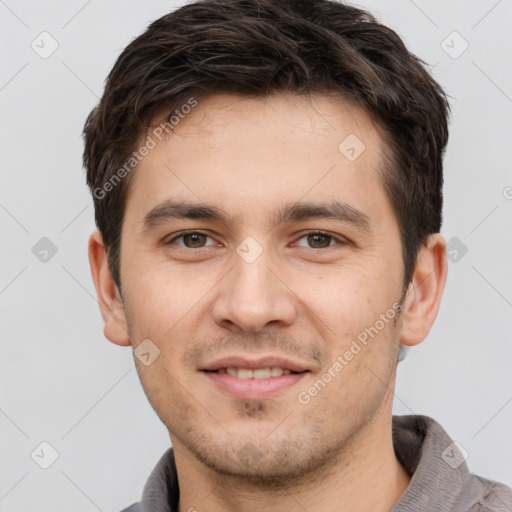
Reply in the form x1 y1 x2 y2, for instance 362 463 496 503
202 368 308 400
208 367 296 379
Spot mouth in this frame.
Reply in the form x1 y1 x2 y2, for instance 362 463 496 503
204 367 299 378
200 356 311 400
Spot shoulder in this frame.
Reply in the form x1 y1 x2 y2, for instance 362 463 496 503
468 478 512 512
119 503 140 512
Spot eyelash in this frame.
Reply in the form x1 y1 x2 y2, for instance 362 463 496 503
165 230 347 251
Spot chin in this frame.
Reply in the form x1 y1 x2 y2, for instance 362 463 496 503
184 433 340 489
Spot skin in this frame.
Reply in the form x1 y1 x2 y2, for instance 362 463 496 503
89 92 447 512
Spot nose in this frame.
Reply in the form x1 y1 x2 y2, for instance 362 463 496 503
211 246 297 334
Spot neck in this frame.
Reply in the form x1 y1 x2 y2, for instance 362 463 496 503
173 412 411 512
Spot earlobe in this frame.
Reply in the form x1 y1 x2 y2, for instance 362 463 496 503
88 230 131 346
399 233 448 347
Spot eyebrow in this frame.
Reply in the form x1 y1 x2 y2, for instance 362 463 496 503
141 198 373 233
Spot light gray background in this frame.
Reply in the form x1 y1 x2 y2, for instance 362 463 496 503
1 0 511 510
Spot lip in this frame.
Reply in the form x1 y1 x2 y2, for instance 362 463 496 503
200 355 310 373
202 370 308 400
200 354 311 400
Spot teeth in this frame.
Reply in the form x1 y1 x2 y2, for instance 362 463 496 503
220 367 295 379
237 368 253 379
253 368 271 379
271 367 284 377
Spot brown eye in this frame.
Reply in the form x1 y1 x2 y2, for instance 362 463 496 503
293 231 348 250
166 232 213 248
306 233 333 248
182 233 207 248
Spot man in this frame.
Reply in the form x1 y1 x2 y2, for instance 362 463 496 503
83 0 512 510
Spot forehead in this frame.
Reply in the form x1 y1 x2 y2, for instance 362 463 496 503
155 92 381 154
126 92 391 226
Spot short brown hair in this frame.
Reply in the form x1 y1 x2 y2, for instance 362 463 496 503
83 0 450 289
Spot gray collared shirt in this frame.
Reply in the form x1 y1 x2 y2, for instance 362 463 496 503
121 415 512 511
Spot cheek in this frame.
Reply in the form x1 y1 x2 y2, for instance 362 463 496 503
290 261 395 331
124 261 207 329
288 268 402 388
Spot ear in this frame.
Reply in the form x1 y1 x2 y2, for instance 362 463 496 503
399 233 448 347
88 230 130 346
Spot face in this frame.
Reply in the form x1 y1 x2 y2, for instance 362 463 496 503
118 92 406 484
